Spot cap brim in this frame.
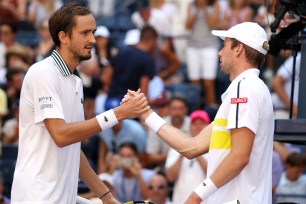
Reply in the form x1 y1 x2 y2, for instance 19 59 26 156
211 30 233 40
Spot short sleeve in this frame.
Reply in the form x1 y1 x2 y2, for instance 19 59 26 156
28 66 64 124
227 79 261 134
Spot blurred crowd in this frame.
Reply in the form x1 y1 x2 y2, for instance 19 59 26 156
0 0 306 203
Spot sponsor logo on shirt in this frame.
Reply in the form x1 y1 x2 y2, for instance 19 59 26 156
231 97 248 104
38 96 52 103
40 104 53 110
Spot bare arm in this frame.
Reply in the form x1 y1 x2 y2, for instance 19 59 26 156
195 156 207 174
79 151 120 203
139 76 150 98
165 155 183 182
44 93 149 147
142 109 212 159
185 4 197 29
158 45 181 80
204 2 220 29
271 75 291 109
186 127 255 203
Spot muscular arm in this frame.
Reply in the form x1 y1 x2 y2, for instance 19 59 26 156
209 127 254 187
156 121 212 159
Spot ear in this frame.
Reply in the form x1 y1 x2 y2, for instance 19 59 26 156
234 44 244 57
58 31 68 45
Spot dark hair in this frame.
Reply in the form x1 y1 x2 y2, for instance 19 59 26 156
0 20 18 34
285 152 306 167
49 2 91 46
231 38 266 67
169 95 188 108
6 68 25 82
140 25 158 41
119 142 138 154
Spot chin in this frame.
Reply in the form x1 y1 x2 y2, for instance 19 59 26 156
79 54 91 61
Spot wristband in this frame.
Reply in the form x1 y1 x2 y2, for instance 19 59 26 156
194 177 217 199
96 109 118 130
145 112 166 133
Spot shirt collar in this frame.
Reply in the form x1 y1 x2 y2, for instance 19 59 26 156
223 68 260 98
231 68 260 84
51 50 80 78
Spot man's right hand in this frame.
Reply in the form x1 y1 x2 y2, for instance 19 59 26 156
114 91 150 121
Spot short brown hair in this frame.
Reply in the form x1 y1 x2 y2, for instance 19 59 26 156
140 25 158 41
49 2 91 46
231 38 266 67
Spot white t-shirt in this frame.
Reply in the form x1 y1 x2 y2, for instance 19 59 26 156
206 69 274 204
11 50 84 203
165 148 207 204
271 53 301 109
276 173 306 203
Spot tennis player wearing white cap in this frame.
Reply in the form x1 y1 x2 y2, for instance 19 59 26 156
127 22 274 204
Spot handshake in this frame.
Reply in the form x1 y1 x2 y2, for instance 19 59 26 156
117 89 153 121
96 89 165 133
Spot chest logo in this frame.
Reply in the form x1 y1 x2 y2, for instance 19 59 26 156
231 97 248 104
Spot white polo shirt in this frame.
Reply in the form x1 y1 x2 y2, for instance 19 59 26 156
206 69 274 204
11 50 84 204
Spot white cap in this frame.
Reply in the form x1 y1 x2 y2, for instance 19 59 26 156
212 22 268 55
95 26 110 38
98 173 114 186
124 29 140 45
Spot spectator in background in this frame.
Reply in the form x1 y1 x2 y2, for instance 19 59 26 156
0 0 27 23
145 96 190 170
0 172 10 204
219 0 253 30
0 88 8 131
27 0 62 29
271 52 301 119
272 150 284 204
5 44 32 71
106 25 156 103
131 0 177 37
99 98 147 171
147 171 171 204
275 152 306 204
112 142 155 203
5 68 25 112
185 0 220 107
0 20 19 68
34 18 55 62
1 99 19 145
93 26 114 115
165 110 210 203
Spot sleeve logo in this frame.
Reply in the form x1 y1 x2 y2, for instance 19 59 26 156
231 97 248 104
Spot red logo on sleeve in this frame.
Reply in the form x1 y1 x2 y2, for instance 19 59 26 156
231 97 248 104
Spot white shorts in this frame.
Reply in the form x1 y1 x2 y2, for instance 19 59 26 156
186 47 219 80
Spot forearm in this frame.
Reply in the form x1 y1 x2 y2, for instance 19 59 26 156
166 156 183 182
196 156 207 174
156 123 212 159
44 117 103 147
209 153 248 188
136 173 149 199
142 110 211 158
79 151 109 197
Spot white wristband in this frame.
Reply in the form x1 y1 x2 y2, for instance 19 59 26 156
194 177 217 200
96 109 118 130
145 112 166 133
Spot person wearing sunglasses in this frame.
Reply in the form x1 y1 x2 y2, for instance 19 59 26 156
147 171 171 204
